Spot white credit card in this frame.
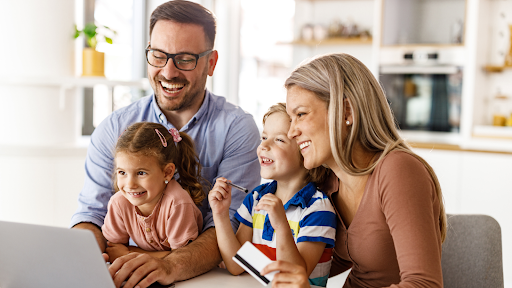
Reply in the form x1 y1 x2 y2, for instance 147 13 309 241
232 241 278 286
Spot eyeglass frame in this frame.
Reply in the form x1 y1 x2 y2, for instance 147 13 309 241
145 44 213 71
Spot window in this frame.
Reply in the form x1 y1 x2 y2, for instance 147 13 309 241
238 0 295 131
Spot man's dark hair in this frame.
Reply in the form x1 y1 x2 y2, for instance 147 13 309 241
149 0 216 49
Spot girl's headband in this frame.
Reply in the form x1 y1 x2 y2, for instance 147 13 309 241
155 128 182 148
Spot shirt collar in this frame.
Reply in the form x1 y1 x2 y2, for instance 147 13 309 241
151 94 167 126
255 180 278 200
151 89 211 131
256 181 317 210
284 182 317 210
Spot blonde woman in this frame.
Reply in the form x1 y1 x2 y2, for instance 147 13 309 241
262 53 446 288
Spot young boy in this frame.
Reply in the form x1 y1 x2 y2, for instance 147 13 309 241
208 103 336 287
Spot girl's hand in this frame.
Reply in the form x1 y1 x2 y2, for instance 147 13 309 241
255 194 287 231
208 177 232 216
105 242 130 263
262 260 310 288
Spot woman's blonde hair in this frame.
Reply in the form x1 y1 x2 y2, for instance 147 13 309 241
284 53 446 241
263 103 330 185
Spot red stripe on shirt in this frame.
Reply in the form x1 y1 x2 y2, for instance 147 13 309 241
318 248 333 263
253 243 332 263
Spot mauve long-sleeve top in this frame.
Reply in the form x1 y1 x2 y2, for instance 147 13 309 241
327 151 443 288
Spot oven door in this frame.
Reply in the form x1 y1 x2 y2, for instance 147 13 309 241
379 65 463 132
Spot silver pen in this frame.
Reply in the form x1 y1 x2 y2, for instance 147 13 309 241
227 182 249 193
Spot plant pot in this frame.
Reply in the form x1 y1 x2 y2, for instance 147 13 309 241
505 25 512 67
82 47 105 77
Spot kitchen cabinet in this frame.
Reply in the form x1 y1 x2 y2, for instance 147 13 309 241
283 37 372 46
465 0 512 139
414 147 512 287
291 0 376 69
381 0 466 46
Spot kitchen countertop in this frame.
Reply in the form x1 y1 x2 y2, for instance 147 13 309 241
400 130 512 154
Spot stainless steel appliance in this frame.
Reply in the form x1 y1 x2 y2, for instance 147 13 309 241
379 50 463 132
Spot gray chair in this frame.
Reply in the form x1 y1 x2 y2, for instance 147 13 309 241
442 214 504 288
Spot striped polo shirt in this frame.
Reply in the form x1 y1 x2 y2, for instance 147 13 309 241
235 180 337 287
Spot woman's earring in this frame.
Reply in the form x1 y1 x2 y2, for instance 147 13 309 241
346 120 350 125
165 180 169 184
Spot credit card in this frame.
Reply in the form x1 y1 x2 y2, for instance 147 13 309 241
232 242 278 286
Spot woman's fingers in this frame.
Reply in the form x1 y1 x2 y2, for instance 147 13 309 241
262 261 309 288
262 260 306 275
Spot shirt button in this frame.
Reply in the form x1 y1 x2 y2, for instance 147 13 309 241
146 227 151 232
149 240 154 243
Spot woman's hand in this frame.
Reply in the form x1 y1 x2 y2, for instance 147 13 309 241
208 177 232 216
105 242 130 263
262 260 310 288
255 194 287 231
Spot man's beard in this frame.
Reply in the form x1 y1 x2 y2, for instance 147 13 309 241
153 65 208 112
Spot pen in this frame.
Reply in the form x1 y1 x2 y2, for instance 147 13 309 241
227 182 249 193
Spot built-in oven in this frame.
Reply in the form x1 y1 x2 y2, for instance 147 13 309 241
379 50 463 132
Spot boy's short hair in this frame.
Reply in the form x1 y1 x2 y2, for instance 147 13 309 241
263 103 330 185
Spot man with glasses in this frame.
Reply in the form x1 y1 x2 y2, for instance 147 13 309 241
70 1 261 287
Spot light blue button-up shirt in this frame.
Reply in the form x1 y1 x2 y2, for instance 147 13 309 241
70 90 261 232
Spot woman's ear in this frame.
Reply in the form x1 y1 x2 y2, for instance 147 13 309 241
344 98 353 124
164 163 176 181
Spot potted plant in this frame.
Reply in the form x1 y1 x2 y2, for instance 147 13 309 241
505 24 512 67
74 23 116 77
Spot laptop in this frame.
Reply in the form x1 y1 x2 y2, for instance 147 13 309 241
0 220 173 288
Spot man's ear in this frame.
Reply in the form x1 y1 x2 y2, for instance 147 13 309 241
207 50 219 76
164 163 176 181
344 98 353 124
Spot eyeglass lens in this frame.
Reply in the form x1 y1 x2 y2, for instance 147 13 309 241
148 50 197 70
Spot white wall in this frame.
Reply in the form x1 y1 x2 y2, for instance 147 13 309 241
0 0 86 228
0 148 87 228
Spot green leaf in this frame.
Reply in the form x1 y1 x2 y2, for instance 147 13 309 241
76 22 115 47
83 23 97 39
102 25 117 35
74 24 81 39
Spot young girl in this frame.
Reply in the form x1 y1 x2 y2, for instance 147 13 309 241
102 122 206 262
209 103 337 287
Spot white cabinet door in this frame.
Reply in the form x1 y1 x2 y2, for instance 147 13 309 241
413 148 463 214
413 148 512 287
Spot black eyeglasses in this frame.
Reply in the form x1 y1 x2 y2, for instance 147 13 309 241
145 44 213 71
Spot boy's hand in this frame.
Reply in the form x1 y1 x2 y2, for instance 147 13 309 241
208 177 232 216
255 194 288 231
105 242 130 263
